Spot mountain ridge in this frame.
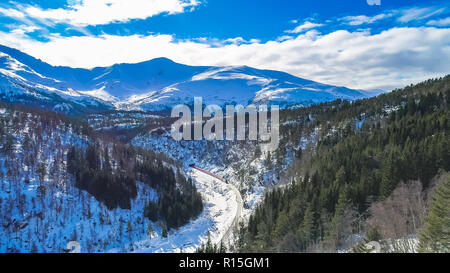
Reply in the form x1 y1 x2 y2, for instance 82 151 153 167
0 44 377 114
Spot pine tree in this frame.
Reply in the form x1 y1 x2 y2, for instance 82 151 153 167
219 241 227 253
254 145 262 159
161 224 168 238
265 152 272 169
205 234 213 253
146 224 154 238
380 155 398 199
36 162 46 185
419 176 450 253
301 205 315 246
274 212 290 240
366 226 382 242
325 190 348 251
127 221 133 233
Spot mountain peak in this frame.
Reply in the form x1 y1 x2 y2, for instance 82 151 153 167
0 45 371 114
148 57 176 64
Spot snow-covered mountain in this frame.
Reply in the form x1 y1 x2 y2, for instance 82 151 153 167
0 44 374 114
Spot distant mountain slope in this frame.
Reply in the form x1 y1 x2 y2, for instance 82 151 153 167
0 44 374 114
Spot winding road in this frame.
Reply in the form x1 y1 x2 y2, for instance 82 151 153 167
221 177 243 245
190 166 243 246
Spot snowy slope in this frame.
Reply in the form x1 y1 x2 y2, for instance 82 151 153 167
0 45 373 113
128 169 239 253
0 50 114 115
0 106 225 253
0 106 159 253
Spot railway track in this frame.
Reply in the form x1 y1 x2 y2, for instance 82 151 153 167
190 164 243 246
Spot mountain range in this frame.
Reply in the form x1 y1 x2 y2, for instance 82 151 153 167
0 44 381 115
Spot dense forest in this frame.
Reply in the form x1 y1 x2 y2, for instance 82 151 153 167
239 76 450 252
0 102 203 237
67 143 203 230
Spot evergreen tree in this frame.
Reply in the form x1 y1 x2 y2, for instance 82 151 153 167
325 190 348 251
36 162 47 185
419 176 450 253
380 155 399 199
301 205 315 246
254 145 262 159
161 224 168 238
366 226 382 242
265 152 272 169
146 224 154 238
127 221 133 233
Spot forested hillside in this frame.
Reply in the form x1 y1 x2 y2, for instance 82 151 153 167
239 76 450 253
67 143 203 230
0 103 202 252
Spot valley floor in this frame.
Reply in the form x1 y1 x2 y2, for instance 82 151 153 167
126 168 240 253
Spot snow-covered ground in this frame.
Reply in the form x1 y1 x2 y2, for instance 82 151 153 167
129 168 240 253
0 166 160 253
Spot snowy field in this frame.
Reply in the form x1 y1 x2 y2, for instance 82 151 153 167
129 168 239 253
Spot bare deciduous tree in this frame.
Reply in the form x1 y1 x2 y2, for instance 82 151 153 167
367 181 426 252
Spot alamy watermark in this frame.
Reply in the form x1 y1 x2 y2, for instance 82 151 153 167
171 97 280 151
66 241 81 253
367 0 381 6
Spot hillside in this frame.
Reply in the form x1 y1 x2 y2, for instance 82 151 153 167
0 103 202 252
237 76 450 253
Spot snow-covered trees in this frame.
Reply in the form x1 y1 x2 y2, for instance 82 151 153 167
0 103 203 252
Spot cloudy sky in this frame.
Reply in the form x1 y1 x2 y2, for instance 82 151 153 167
0 0 449 90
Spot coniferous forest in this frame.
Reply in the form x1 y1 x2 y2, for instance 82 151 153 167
239 76 450 253
67 143 203 230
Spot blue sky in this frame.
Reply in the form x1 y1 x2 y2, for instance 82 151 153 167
0 0 449 90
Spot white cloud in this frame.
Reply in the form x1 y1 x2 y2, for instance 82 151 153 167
1 27 449 91
0 0 201 26
341 14 390 25
285 21 323 33
9 25 40 35
189 37 261 47
427 17 450 26
339 6 447 26
397 7 445 23
0 7 26 18
276 35 295 42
